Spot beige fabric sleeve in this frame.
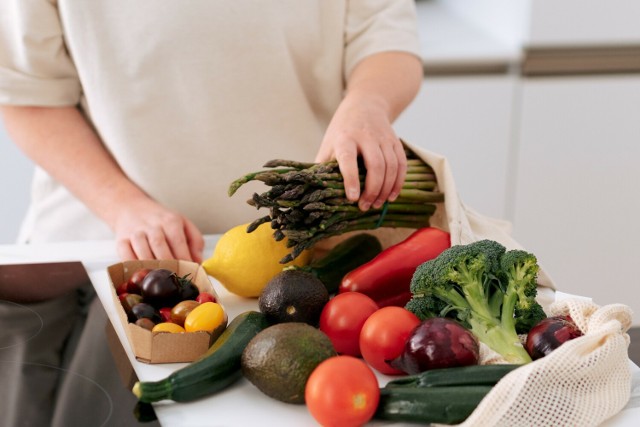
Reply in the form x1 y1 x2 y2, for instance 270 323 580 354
344 0 422 78
0 0 81 105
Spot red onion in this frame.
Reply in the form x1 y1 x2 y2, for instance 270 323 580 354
389 317 479 374
525 315 583 360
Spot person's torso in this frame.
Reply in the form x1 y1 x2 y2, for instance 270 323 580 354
26 1 349 241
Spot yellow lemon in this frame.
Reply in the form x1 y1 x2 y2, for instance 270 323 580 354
202 222 312 298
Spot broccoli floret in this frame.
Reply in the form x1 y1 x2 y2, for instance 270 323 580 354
405 295 448 320
499 249 547 334
406 240 546 364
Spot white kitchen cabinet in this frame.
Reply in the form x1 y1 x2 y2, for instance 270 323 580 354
0 123 33 244
527 0 640 47
394 76 517 221
512 75 640 319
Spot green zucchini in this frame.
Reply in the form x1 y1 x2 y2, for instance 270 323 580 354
132 310 269 403
385 364 521 388
295 233 382 294
375 385 493 424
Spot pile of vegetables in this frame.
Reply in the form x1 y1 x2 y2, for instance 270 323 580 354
228 152 443 263
130 218 586 425
405 239 547 364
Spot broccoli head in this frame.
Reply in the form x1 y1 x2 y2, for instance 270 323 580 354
406 240 547 364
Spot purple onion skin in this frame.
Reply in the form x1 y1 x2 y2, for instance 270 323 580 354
389 317 480 374
525 315 583 360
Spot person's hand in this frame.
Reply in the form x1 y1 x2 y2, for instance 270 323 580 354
111 197 204 263
315 95 407 211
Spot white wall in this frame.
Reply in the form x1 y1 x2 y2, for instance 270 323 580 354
512 75 640 316
0 119 33 244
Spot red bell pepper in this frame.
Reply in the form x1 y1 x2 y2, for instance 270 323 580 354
338 227 450 307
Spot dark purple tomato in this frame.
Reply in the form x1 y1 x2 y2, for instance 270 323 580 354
131 303 161 323
180 282 200 301
390 317 479 374
525 315 583 360
140 269 182 309
119 293 143 322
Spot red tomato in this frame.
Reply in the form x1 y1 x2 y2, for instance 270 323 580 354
158 307 173 323
126 268 151 294
305 356 380 427
195 292 216 304
115 281 129 295
359 306 420 375
319 292 379 357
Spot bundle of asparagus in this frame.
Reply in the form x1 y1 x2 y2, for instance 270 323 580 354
228 151 444 263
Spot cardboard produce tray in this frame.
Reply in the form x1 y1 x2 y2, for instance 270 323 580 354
107 259 227 364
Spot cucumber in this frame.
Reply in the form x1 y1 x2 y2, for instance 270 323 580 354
375 385 493 424
385 364 521 388
376 364 520 424
132 311 269 403
296 233 382 294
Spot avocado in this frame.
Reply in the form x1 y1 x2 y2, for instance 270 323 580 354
258 269 329 326
241 322 336 404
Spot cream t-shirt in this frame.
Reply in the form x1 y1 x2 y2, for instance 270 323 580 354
0 0 421 243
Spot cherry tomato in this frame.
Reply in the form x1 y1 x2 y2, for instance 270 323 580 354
127 268 151 294
359 306 420 375
135 318 156 331
116 281 129 295
140 269 182 309
158 307 173 323
180 282 200 300
152 322 185 333
170 300 200 327
119 293 143 322
305 356 380 427
319 292 379 356
131 303 161 323
184 302 225 333
196 292 216 304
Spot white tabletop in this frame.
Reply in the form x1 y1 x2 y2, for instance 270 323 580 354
1 236 638 426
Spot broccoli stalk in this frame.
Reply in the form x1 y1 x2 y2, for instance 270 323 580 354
407 240 546 364
499 250 547 335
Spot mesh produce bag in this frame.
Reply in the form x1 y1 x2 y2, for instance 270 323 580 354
456 299 633 427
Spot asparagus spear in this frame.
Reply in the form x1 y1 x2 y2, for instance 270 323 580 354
229 151 443 262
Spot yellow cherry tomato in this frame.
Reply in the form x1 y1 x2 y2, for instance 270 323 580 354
184 302 225 333
152 322 185 333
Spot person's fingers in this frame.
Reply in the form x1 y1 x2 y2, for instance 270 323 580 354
184 219 205 263
146 226 175 260
314 144 331 163
372 141 399 209
359 144 385 211
162 219 194 261
335 144 361 202
389 141 408 201
116 239 137 261
129 230 155 260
